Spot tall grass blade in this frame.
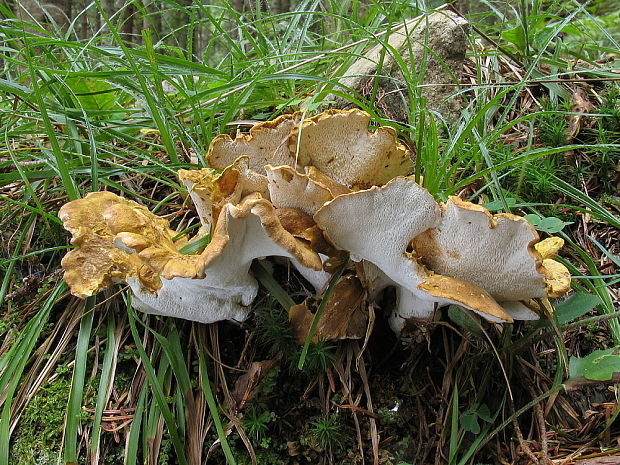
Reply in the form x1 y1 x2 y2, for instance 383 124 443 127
127 303 189 465
197 329 237 465
63 297 95 465
124 382 147 465
89 312 118 463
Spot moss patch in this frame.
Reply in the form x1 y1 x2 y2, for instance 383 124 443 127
12 376 70 465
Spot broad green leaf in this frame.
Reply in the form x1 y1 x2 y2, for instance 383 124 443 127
65 77 126 113
460 413 480 434
562 24 581 35
483 198 517 212
537 216 572 233
585 353 620 381
555 292 602 324
524 214 571 233
476 404 493 423
448 305 483 336
524 213 542 226
569 347 620 381
502 26 526 52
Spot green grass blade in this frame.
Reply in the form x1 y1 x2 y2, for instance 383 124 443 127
94 0 180 164
127 303 189 465
197 329 237 465
448 383 460 465
63 297 95 465
124 381 147 465
251 261 295 311
0 283 63 465
0 215 35 303
89 312 117 460
297 257 349 370
22 41 79 201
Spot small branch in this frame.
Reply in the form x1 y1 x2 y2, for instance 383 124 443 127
564 374 620 391
562 310 620 332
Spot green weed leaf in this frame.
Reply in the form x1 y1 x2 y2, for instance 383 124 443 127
524 214 572 233
448 305 483 336
476 404 493 423
502 26 526 52
65 77 126 113
569 347 620 381
483 198 517 212
460 413 480 434
555 292 602 324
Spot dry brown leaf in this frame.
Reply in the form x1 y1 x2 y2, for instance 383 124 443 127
289 274 367 344
231 359 279 412
567 86 595 141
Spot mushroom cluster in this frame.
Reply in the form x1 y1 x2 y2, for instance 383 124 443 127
59 109 571 340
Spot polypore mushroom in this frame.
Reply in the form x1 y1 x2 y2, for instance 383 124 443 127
315 177 509 332
411 196 571 301
207 109 412 192
60 192 323 324
273 206 333 291
314 177 570 334
179 156 268 230
59 191 167 297
265 164 335 216
288 109 414 189
207 113 301 173
534 237 571 298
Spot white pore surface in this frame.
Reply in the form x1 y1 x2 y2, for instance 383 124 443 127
315 178 441 292
501 301 540 321
265 165 333 216
127 204 319 324
423 200 547 301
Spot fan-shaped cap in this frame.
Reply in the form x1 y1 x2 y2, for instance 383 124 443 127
540 259 571 298
59 192 181 297
314 178 528 328
60 192 323 323
288 109 414 189
304 166 351 197
207 113 301 172
265 164 334 216
179 156 268 229
534 237 565 259
411 197 571 301
534 237 571 297
418 275 512 322
315 177 440 272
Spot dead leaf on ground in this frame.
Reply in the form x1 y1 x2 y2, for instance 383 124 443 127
232 358 279 412
567 86 596 141
289 274 368 344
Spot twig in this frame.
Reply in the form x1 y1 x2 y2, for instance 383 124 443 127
564 374 620 391
529 385 551 464
562 310 620 331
